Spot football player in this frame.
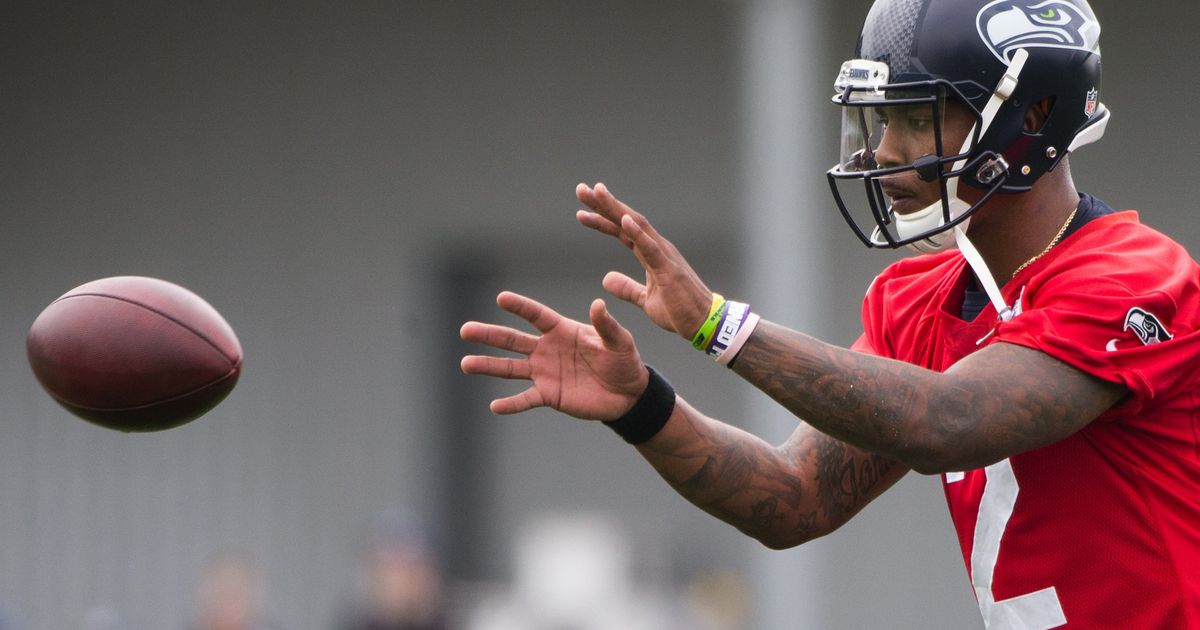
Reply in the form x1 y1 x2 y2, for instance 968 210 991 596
461 1 1200 627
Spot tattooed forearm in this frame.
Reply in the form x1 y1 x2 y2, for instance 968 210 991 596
636 398 905 548
661 420 806 538
734 321 932 458
814 433 893 523
731 319 1127 472
623 307 1125 548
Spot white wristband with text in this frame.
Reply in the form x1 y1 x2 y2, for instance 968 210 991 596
714 307 760 367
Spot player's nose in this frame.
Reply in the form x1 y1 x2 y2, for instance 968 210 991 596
873 127 905 169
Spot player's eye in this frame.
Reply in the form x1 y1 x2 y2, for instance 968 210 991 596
907 117 933 132
873 108 890 128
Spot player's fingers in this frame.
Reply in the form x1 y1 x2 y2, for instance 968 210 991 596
460 355 533 380
589 298 632 350
579 210 636 249
460 356 531 382
576 182 603 217
575 182 594 205
602 271 647 308
496 291 561 334
459 321 539 354
594 182 643 219
576 209 621 238
620 200 666 239
489 388 544 415
590 182 624 222
579 182 638 226
620 214 669 269
576 182 608 213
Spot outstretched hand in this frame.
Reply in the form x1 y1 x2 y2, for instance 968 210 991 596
460 291 648 420
575 182 714 341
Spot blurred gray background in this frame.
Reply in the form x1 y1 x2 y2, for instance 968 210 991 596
1 1 1196 629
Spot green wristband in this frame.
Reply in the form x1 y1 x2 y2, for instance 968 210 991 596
691 293 727 350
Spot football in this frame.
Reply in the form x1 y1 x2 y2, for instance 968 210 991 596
26 276 243 432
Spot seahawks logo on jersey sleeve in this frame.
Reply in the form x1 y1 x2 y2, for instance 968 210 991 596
1124 307 1172 345
976 0 1101 63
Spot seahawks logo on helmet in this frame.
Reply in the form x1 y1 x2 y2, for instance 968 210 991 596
1124 307 1172 346
976 0 1101 63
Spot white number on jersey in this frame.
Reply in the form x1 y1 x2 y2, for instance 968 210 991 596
954 459 1068 629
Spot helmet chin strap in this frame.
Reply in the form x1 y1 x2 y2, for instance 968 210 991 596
955 225 1015 321
898 198 1014 321
894 49 1031 319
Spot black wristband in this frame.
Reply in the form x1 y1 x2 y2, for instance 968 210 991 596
603 365 676 445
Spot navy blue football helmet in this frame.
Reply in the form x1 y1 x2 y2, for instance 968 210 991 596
827 0 1109 252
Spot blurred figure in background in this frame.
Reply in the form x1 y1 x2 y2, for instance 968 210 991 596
675 568 750 630
188 554 285 630
464 512 670 630
335 509 449 630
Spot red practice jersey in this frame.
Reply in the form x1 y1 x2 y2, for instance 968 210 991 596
853 211 1200 629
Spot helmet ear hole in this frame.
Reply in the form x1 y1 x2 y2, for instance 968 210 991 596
1024 97 1057 134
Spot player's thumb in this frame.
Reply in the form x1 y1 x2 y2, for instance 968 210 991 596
590 298 631 350
602 271 646 309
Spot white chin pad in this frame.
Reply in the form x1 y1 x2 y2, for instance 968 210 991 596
895 198 970 253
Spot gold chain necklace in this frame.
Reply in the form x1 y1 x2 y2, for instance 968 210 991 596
1011 207 1078 278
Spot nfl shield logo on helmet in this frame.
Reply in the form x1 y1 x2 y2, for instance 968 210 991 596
1084 88 1099 116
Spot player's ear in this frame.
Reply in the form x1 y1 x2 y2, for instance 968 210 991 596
1023 98 1054 134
